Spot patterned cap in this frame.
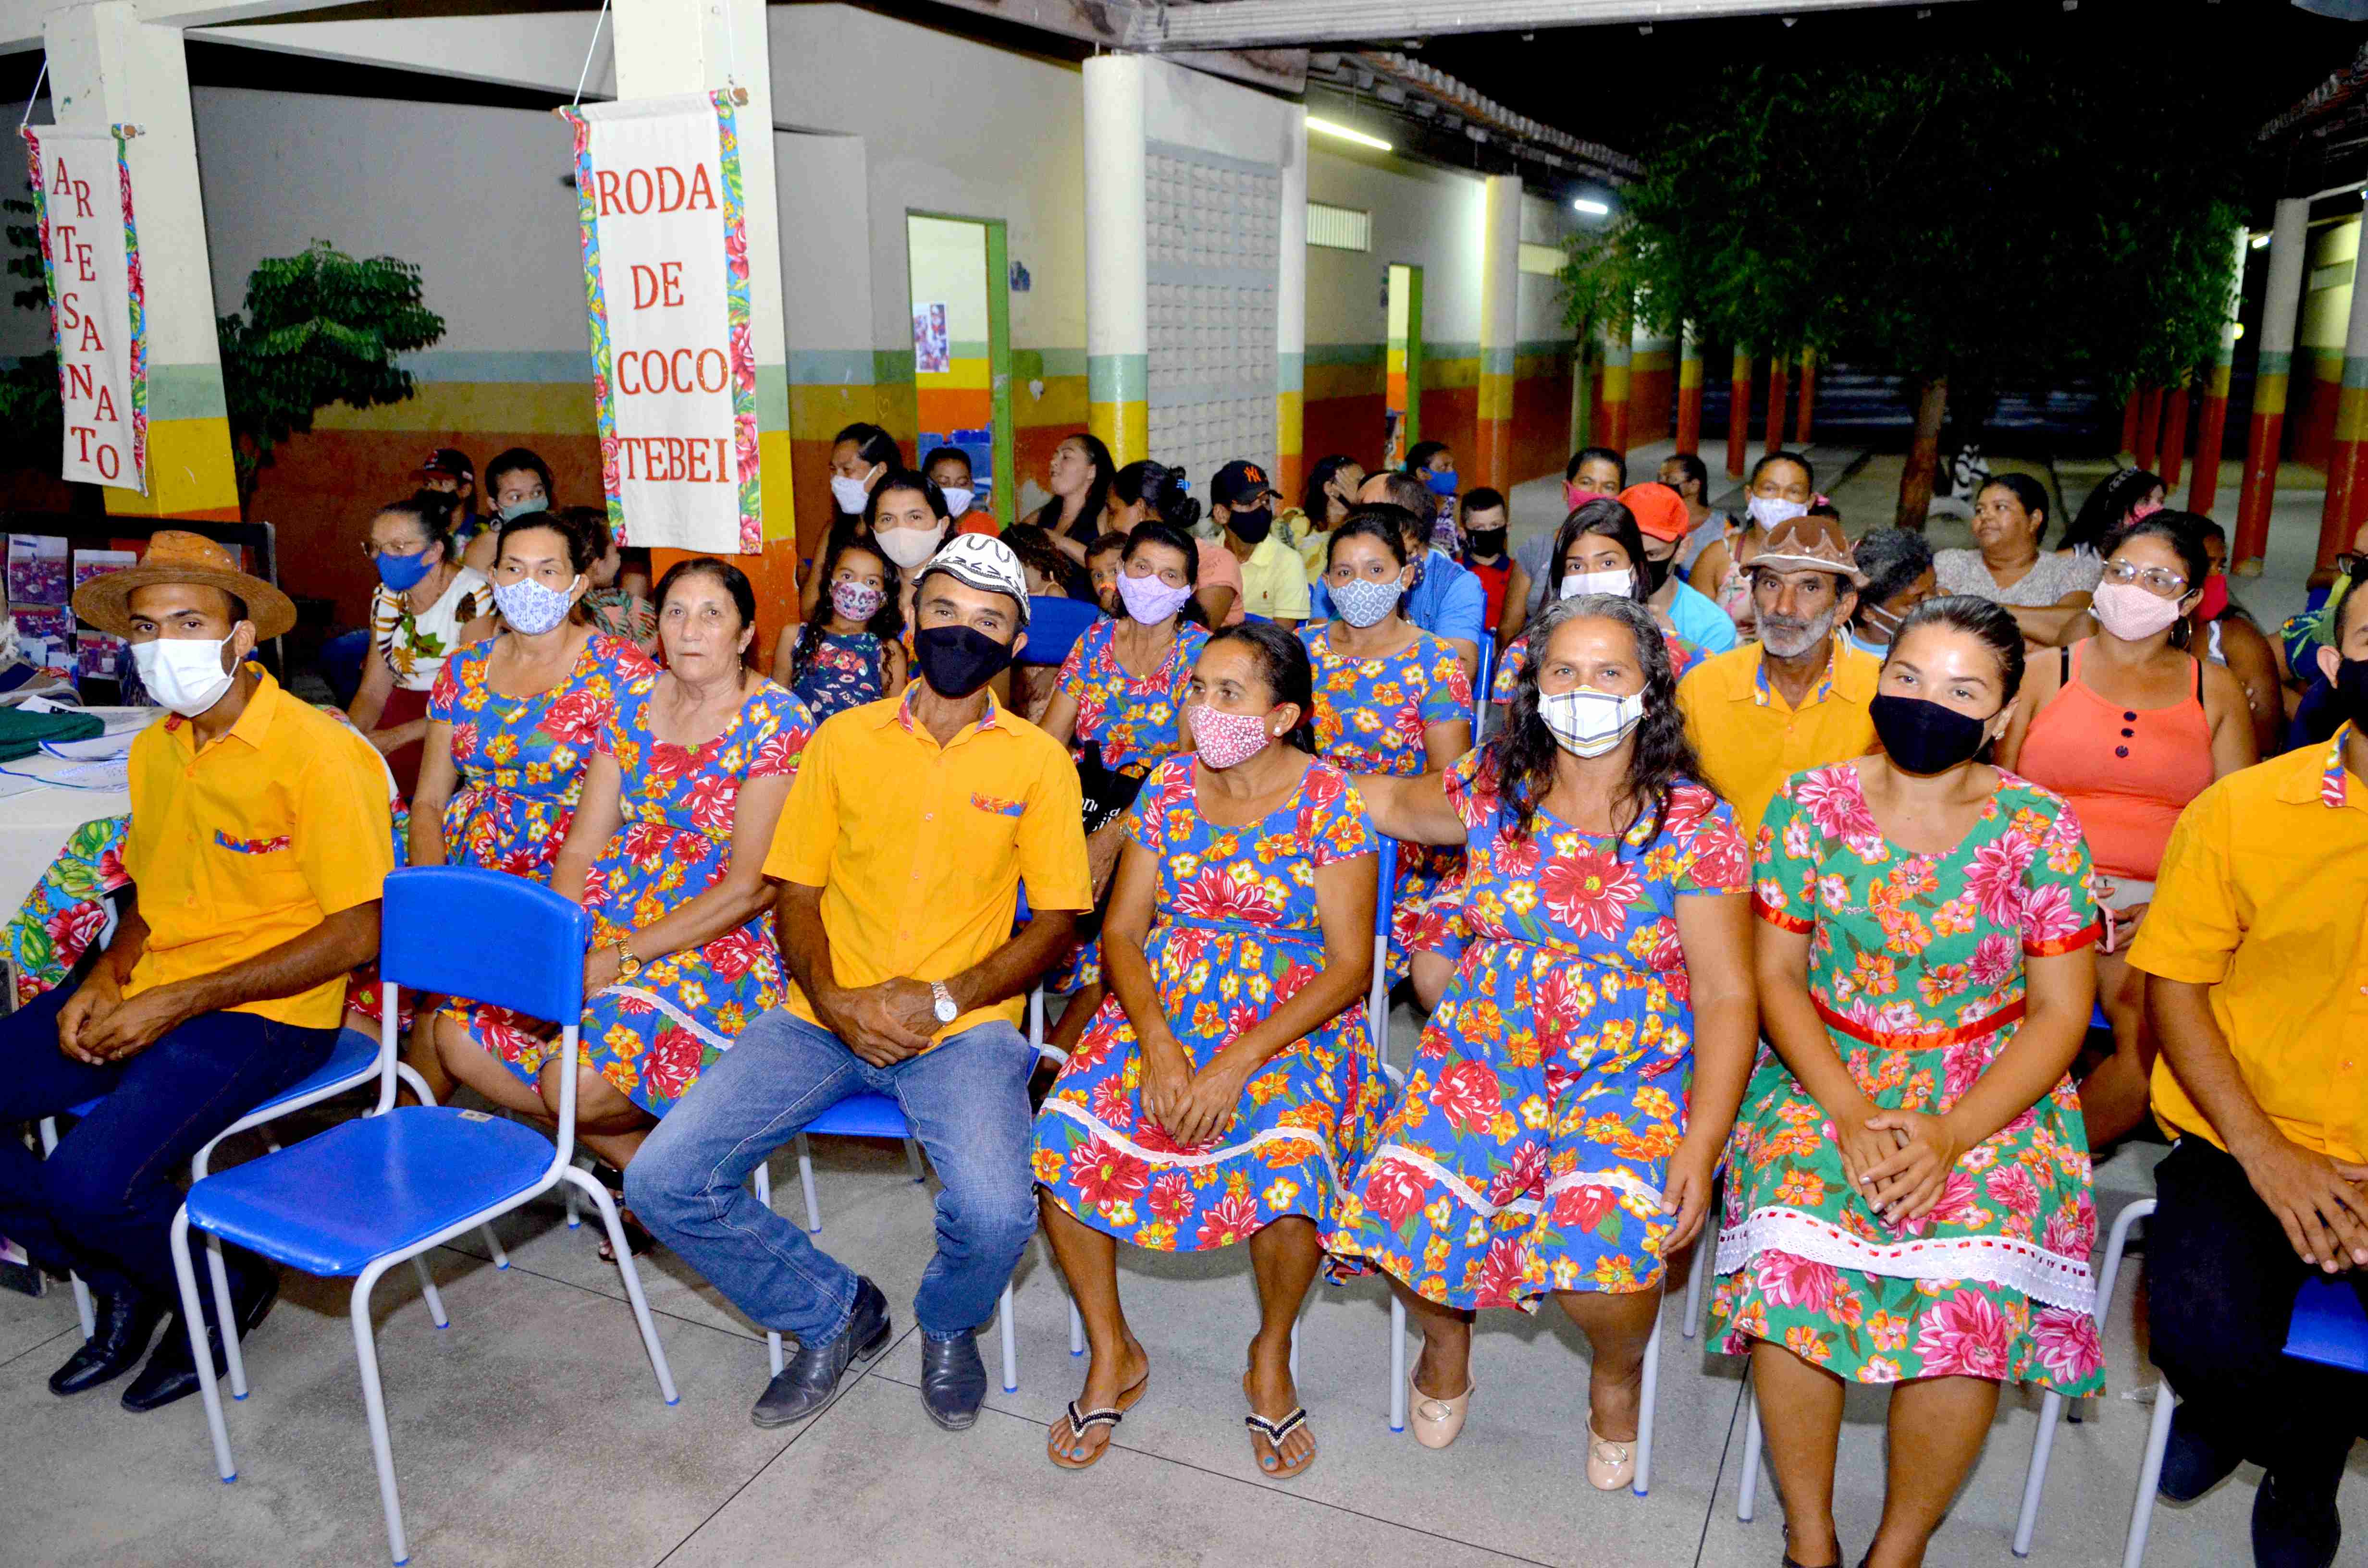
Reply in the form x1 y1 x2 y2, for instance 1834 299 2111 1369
917 532 1031 627
1751 513 1868 585
1211 459 1277 508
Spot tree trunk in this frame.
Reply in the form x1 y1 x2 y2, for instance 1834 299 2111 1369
1573 337 1596 448
1897 375 1948 531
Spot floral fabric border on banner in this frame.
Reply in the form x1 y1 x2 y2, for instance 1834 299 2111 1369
22 126 147 493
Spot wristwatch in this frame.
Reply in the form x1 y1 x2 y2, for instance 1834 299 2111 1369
613 941 642 983
930 980 959 1025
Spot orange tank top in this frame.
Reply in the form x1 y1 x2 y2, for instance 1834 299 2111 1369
2016 640 2214 882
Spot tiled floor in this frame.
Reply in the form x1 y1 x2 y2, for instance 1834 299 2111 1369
5 1094 2357 1568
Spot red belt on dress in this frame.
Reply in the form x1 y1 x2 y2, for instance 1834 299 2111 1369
1813 995 2025 1050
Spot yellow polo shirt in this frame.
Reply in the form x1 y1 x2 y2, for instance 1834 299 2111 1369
764 687 1091 1043
1237 535 1313 623
2131 724 2368 1163
1676 636 1881 841
123 671 396 1030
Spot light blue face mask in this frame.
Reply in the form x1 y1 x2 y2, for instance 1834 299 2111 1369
497 496 547 523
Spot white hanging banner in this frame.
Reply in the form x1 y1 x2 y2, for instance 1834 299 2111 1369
22 126 147 493
563 92 761 555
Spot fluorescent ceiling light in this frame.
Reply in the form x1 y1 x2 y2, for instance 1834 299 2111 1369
2251 234 2270 249
1307 116 1392 151
1574 198 1611 215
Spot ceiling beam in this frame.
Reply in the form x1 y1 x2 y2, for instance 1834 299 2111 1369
1132 0 1973 52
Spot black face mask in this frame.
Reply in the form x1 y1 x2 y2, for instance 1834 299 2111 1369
914 624 1013 699
1467 528 1507 560
1870 693 1994 775
2337 654 2368 732
1643 554 1675 593
1227 508 1273 545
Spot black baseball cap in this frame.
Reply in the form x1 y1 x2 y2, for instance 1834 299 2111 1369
418 447 472 481
1211 459 1277 509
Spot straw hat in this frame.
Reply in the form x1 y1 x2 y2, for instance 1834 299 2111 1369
1751 513 1868 586
73 530 296 639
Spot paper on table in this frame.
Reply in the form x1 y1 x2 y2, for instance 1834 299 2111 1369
32 757 128 791
40 730 136 760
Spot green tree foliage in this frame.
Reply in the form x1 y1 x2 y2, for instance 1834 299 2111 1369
1566 50 2244 526
0 196 60 464
217 241 444 497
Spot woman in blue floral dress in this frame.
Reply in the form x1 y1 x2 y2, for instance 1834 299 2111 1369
438 559 809 1185
1300 510 1471 1000
1711 597 2103 1568
1035 623 1385 1482
1037 519 1211 1048
1490 499 1706 707
415 512 657 1088
774 534 905 720
1327 595 1756 1487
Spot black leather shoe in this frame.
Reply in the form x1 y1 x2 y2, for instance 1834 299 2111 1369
121 1267 278 1414
751 1276 889 1429
2253 1471 2342 1568
48 1293 164 1396
920 1329 987 1431
2158 1402 2248 1503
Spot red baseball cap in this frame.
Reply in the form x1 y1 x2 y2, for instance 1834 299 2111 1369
1619 481 1690 543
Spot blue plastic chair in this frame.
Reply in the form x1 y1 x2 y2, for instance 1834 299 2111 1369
167 868 677 1566
1472 632 1496 733
1022 595 1100 671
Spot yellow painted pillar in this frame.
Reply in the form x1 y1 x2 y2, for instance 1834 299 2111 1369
2236 199 2307 571
1083 56 1149 465
1277 107 1307 501
46 2 236 520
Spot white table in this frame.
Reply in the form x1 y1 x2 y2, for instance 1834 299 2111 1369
0 708 148 919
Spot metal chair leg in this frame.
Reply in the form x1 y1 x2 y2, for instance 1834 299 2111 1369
999 1279 1018 1393
348 1266 412 1566
203 1233 251 1399
481 1225 510 1269
752 1162 785 1375
1739 1390 1763 1521
1069 1297 1085 1357
37 1116 96 1341
902 1138 926 1183
1633 1309 1662 1496
2126 1381 2176 1568
169 1209 238 1486
1682 1226 1709 1340
1388 1293 1407 1432
562 1165 679 1405
391 1062 433 1107
411 1258 449 1329
797 1134 823 1233
2015 1198 2155 1556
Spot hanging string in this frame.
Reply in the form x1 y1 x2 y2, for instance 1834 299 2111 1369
18 59 48 136
571 0 611 110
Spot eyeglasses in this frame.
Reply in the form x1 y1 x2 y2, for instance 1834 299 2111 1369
2101 560 2187 598
360 540 430 562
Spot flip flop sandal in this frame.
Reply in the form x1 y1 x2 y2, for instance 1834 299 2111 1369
1245 1405 1316 1479
1048 1372 1148 1470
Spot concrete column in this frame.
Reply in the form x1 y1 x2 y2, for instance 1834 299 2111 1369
2120 386 2144 459
45 1 236 520
1276 106 1307 502
610 0 794 614
2134 384 2162 472
2160 380 2191 490
1726 347 1751 477
1629 325 1674 454
1475 173 1521 492
1599 312 1632 459
2188 225 2247 517
1673 323 1702 455
2320 227 2368 568
1764 355 1789 457
2235 198 2308 572
1793 348 1816 446
1083 55 1149 466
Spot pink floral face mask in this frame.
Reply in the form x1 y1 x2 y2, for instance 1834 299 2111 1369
1187 703 1275 769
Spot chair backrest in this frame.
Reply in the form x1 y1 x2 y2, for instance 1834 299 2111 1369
1018 595 1100 669
1369 837 1398 1076
379 867 592 1160
2285 1274 2368 1373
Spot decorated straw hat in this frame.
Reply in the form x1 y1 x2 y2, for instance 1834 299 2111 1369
72 530 296 640
1751 513 1868 586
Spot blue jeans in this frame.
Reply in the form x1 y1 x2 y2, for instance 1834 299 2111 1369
0 981 336 1305
626 1007 1037 1348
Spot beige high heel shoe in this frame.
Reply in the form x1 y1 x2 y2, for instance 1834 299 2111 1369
1586 1419 1636 1491
1407 1370 1475 1449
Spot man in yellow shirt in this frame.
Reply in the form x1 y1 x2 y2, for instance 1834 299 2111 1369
8 533 391 1414
1210 459 1312 629
1675 512 1880 841
2131 567 2368 1567
630 534 1089 1435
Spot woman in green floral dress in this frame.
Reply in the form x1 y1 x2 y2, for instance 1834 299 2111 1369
1710 598 2103 1568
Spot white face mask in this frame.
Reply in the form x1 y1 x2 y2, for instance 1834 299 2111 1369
1538 685 1647 758
939 486 974 519
830 464 881 514
133 632 237 718
1560 568 1635 601
1747 494 1810 531
875 525 944 571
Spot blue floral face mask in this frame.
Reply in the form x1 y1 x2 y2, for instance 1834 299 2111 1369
493 573 579 635
1332 575 1405 628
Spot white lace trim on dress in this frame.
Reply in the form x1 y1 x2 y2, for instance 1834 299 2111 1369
1715 1205 2096 1315
1040 1099 1338 1189
1365 1145 1665 1220
599 985 735 1053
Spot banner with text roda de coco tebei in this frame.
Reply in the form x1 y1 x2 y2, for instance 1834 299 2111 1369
21 127 147 493
566 92 760 554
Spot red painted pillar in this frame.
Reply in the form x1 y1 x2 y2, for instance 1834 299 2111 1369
2236 201 2306 571
2159 382 2191 491
2190 368 2232 516
1727 348 1751 478
1764 358 1790 457
2120 386 2144 459
2134 384 2163 472
1792 349 1815 447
